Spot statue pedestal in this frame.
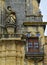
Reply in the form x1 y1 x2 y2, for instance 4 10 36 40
7 27 14 34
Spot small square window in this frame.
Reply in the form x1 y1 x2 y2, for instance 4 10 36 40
36 33 40 37
28 42 33 48
34 42 39 49
34 46 39 49
26 32 31 37
34 42 38 46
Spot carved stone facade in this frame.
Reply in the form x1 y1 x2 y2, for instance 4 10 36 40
0 0 47 65
0 0 42 33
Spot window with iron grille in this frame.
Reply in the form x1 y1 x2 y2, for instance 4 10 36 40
34 42 39 49
28 42 33 48
27 37 39 52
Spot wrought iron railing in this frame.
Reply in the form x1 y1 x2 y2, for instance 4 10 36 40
25 47 44 62
25 52 44 55
25 47 44 57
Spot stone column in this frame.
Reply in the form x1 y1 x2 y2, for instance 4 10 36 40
0 0 5 33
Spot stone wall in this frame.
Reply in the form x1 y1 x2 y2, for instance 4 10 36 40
0 40 25 65
44 44 47 65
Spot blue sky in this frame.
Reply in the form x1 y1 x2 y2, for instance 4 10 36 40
40 0 47 21
39 0 47 36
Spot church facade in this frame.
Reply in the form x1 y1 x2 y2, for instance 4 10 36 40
0 0 47 65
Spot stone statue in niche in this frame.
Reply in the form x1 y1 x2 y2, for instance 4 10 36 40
4 6 16 34
4 6 16 24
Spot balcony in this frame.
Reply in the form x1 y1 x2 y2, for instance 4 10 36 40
0 34 22 40
25 36 44 62
25 51 44 62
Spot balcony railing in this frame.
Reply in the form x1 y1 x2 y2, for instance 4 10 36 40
25 51 44 56
0 34 22 38
5 23 16 27
25 48 44 62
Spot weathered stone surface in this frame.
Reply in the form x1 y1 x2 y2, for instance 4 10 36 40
0 0 42 33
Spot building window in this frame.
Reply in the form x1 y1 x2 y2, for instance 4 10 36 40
34 42 39 49
28 42 33 48
36 33 40 37
26 32 31 37
26 37 39 52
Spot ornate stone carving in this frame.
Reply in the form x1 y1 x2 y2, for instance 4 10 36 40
5 6 16 34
